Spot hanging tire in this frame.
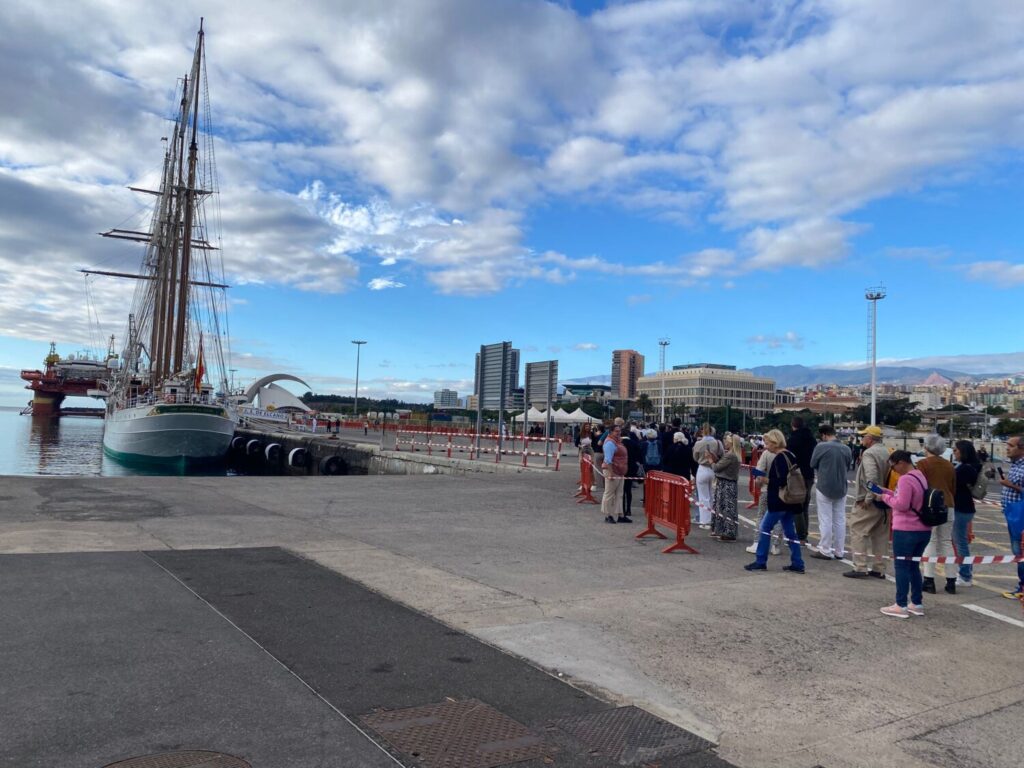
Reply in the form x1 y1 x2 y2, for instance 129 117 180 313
231 436 246 451
319 455 347 475
246 439 263 456
288 447 309 468
264 443 282 462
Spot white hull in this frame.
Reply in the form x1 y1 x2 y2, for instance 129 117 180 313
103 403 236 463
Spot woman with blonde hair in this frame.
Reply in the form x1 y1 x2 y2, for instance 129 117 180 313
711 433 743 541
747 433 781 555
744 429 806 573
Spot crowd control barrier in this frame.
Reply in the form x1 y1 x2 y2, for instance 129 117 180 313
636 470 698 554
394 430 562 469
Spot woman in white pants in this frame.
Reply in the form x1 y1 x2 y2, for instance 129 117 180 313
693 425 723 528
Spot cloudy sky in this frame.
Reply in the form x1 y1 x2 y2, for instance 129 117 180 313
2 0 1023 406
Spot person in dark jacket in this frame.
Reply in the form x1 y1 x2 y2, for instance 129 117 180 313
952 440 981 587
786 416 817 544
745 429 805 572
664 431 693 480
621 428 645 521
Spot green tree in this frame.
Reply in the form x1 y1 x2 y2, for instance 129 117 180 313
851 398 920 428
994 418 1024 437
897 419 917 450
635 394 653 420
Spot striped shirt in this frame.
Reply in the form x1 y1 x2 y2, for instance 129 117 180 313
1003 457 1024 507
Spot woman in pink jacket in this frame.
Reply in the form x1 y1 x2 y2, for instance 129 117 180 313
875 450 933 618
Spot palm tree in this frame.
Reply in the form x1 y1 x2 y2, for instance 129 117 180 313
672 402 688 422
635 394 653 421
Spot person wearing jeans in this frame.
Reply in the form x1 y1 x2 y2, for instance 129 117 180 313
744 429 805 573
877 450 933 618
997 435 1024 599
951 440 981 586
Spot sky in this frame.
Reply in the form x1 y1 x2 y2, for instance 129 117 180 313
1 0 1023 407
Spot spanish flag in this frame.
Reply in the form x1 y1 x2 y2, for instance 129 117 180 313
194 334 205 393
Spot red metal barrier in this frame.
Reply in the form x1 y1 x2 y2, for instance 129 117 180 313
636 470 697 554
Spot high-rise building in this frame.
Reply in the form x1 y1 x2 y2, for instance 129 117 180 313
636 363 776 417
433 389 459 409
473 344 521 409
611 350 645 400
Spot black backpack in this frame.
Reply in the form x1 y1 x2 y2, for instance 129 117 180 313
910 475 948 527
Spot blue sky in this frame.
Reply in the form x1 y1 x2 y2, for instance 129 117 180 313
1 1 1023 407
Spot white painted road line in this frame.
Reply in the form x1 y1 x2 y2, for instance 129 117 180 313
962 603 1024 629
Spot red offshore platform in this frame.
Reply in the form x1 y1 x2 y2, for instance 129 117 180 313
20 341 116 416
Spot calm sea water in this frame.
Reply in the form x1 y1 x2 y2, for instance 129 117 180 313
0 408 232 477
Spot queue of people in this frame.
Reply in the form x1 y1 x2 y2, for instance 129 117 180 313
580 416 1024 617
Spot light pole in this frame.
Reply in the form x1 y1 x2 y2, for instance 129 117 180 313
351 340 366 418
658 338 670 423
865 287 886 425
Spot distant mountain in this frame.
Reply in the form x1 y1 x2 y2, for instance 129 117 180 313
744 364 980 388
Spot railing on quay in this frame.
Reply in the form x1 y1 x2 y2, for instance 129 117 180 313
394 429 562 470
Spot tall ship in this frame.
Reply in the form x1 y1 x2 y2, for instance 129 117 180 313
88 21 237 465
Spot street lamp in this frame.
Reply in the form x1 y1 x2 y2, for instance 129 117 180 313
865 286 886 426
658 338 670 423
351 340 367 418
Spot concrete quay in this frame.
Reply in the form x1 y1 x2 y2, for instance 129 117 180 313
231 424 563 476
1 470 1021 768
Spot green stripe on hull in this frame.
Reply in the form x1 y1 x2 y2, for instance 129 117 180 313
102 444 226 472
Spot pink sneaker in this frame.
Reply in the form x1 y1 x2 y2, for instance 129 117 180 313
880 604 908 619
907 604 924 616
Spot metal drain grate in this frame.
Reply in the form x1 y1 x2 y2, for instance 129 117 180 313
101 752 250 768
551 706 713 766
362 698 548 768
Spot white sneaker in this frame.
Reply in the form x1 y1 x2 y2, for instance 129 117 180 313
770 544 781 556
907 604 925 616
955 577 973 587
745 543 758 554
880 603 909 619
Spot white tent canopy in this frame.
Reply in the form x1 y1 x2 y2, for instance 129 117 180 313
513 406 595 423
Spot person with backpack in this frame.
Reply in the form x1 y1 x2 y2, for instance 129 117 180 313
916 435 957 594
643 428 662 472
874 450 934 618
744 429 806 572
951 440 982 588
620 427 645 522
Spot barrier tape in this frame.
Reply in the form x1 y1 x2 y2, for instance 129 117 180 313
579 454 1023 566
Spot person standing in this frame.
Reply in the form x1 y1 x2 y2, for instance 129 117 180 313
876 450 932 618
810 424 852 560
845 425 890 579
744 429 806 573
601 424 629 524
621 427 644 522
997 435 1024 600
711 434 742 541
951 440 981 588
664 431 693 480
692 425 723 529
917 435 957 594
787 416 817 545
746 434 781 555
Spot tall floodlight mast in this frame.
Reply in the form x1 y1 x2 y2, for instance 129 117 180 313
658 338 670 423
865 287 886 426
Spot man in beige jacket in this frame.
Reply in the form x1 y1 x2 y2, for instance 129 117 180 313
844 425 890 579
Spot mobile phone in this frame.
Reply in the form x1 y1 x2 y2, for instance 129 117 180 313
998 468 1005 478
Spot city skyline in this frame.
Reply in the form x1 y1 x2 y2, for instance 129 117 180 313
2 2 1024 408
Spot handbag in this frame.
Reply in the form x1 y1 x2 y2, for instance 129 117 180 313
1005 500 1024 548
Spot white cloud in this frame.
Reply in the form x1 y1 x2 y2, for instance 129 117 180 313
3 0 1024 343
572 342 599 351
963 260 1024 287
367 277 406 290
748 331 805 350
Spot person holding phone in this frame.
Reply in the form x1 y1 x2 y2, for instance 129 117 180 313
998 436 1024 599
874 450 932 618
845 425 891 579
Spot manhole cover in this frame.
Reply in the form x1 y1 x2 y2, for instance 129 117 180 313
101 752 250 768
551 706 713 765
362 698 548 768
